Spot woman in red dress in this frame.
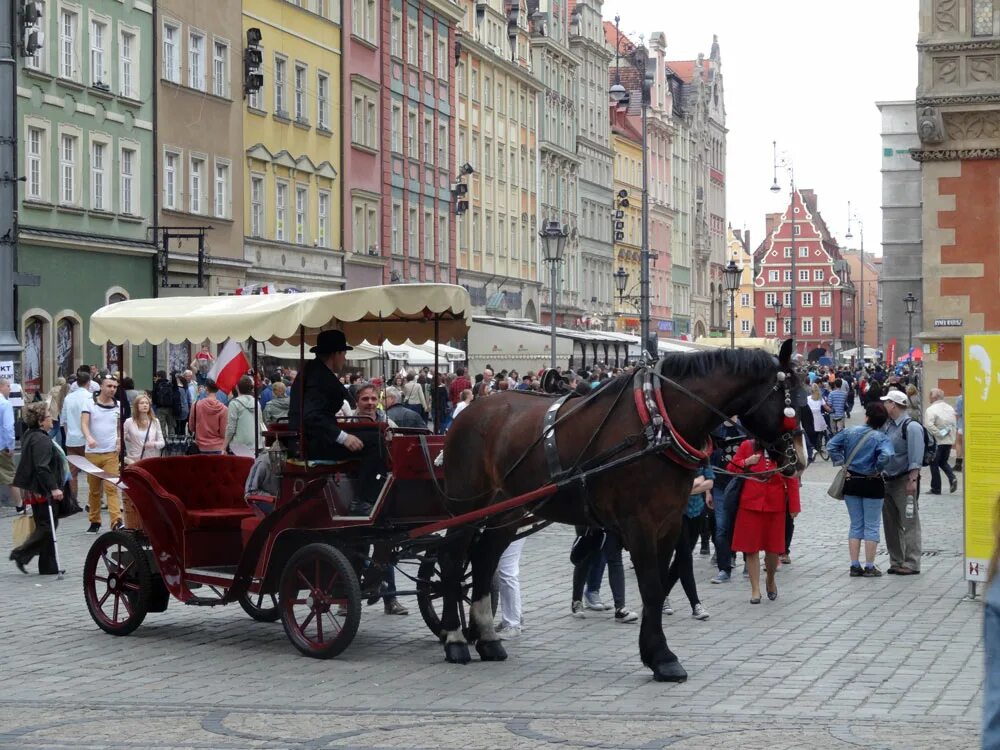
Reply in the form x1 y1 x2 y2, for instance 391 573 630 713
728 438 801 604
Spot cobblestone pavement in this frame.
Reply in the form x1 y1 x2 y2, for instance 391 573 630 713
0 412 984 749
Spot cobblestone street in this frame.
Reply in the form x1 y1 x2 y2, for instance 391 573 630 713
0 414 984 749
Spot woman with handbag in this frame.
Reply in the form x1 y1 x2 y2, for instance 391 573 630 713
728 439 801 603
805 383 831 462
826 402 895 577
123 393 164 465
9 402 65 574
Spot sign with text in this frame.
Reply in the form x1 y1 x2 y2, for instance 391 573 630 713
964 334 1000 582
935 318 964 327
0 361 12 379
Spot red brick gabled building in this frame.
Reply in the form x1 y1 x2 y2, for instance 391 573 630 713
753 189 857 358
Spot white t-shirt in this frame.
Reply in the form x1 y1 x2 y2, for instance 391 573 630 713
81 397 120 453
69 380 100 393
807 396 827 433
452 401 470 419
62 387 94 447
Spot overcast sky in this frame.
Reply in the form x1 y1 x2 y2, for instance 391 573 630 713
601 0 920 256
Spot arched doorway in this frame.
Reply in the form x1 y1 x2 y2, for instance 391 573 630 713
523 298 537 323
693 320 707 340
105 293 127 376
56 317 76 379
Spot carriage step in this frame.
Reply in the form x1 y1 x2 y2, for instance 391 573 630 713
184 597 227 607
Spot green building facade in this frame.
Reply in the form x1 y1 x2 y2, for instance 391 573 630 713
16 0 155 395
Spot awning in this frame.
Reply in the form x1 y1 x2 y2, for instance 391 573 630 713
412 341 466 362
89 284 470 347
261 342 381 362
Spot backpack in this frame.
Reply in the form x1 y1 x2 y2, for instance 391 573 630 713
902 418 937 467
153 379 174 409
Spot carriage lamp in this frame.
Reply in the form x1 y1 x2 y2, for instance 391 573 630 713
723 260 742 349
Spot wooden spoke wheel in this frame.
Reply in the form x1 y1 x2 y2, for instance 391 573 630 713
416 557 496 643
238 591 281 622
82 530 153 636
278 543 361 659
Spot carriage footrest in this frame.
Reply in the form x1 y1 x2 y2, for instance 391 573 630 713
184 597 227 607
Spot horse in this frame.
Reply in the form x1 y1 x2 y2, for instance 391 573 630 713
437 339 807 682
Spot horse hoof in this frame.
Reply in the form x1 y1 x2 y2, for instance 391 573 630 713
652 659 688 683
476 639 508 662
444 642 471 664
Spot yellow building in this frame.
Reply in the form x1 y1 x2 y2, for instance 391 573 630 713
243 0 343 291
611 111 643 333
727 227 756 338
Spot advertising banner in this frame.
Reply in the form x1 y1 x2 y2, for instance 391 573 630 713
963 334 1000 582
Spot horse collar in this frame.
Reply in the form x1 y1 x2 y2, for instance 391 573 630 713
633 364 711 471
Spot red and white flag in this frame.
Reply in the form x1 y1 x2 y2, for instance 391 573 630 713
207 340 250 395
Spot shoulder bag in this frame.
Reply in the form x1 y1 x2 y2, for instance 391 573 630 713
828 430 878 500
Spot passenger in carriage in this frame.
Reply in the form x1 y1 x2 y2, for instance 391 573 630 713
287 330 387 515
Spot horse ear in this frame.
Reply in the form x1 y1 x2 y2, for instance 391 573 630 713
778 338 794 369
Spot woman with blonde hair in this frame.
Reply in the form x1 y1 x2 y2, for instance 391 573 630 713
805 383 831 462
905 383 921 420
123 393 164 465
46 377 69 445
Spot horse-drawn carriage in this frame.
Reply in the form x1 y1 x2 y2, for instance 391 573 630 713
82 283 807 682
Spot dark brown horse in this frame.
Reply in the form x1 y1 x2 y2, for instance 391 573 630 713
437 339 807 682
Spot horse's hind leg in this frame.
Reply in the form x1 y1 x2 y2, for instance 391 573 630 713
438 532 472 664
467 528 514 662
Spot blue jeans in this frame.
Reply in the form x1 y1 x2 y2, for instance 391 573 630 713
844 496 883 542
582 532 626 609
985 578 1000 747
713 484 737 572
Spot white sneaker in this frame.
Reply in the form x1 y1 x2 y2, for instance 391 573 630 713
614 608 639 623
663 597 674 615
692 603 710 620
495 625 521 639
571 600 586 618
584 591 611 611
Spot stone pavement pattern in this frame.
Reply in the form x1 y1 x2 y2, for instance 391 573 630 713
0 412 984 749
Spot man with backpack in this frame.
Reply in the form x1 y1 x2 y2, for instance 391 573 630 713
879 390 932 575
152 371 176 435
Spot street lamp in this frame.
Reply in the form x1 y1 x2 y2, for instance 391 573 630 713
773 299 783 339
614 266 629 299
846 204 865 358
540 219 568 369
903 292 918 364
771 141 796 348
609 21 655 360
723 260 742 349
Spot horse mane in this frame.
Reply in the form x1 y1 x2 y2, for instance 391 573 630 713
658 347 776 381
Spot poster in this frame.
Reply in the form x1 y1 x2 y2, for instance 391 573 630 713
963 334 1000 582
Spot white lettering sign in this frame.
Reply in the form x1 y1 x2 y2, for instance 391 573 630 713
0 361 12 379
934 318 963 327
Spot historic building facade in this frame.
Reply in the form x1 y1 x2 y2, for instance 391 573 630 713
728 227 755 339
17 0 155 393
754 190 856 358
912 0 1000 395
532 1 581 327
454 0 541 319
610 106 642 333
242 0 344 292
841 247 881 352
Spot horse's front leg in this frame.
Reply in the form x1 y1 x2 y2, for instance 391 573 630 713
467 528 513 662
622 518 688 683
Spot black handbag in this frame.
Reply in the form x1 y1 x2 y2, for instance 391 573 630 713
57 480 83 518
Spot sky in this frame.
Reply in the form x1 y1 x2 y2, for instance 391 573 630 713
601 0 920 257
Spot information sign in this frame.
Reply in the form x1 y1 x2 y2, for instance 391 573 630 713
964 335 1000 582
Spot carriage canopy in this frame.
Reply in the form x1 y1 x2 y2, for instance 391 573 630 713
89 284 471 348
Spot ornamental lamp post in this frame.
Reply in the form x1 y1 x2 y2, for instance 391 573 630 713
723 260 742 349
540 220 568 369
773 299 783 339
771 141 796 349
903 292 918 364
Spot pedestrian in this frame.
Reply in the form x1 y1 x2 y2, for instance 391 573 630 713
223 376 264 455
190 343 215 385
879 390 925 575
80 372 123 533
402 372 429 421
805 383 831 461
45 377 69 446
0 378 23 513
384 386 425 429
728 438 801 603
494 537 526 638
451 389 473 421
983 495 1000 748
189 379 228 454
827 403 895 577
152 370 176 435
827 378 848 434
61 370 93 483
924 388 959 495
8 402 67 574
262 380 290 424
954 391 964 472
123 394 164 464
662 466 713 620
571 529 639 623
171 371 192 435
905 384 922 421
709 418 745 584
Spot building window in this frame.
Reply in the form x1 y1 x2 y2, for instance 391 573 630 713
799 269 809 282
390 11 402 57
423 210 433 260
422 29 432 72
798 244 807 256
820 318 832 334
275 181 288 241
802 318 813 335
793 225 802 236
60 8 78 80
802 291 813 307
391 201 402 255
783 246 791 258
437 38 447 80
407 109 418 158
740 293 750 307
784 270 792 281
274 56 287 116
784 291 792 306
317 73 330 129
740 319 751 333
812 269 822 281
768 270 778 282
406 19 417 66
294 63 307 123
162 21 179 82
765 319 776 335
820 291 832 307
90 18 108 86
213 40 229 97
437 215 447 264
250 175 264 237
353 0 377 43
408 206 418 258
423 116 433 162
59 132 77 205
437 123 448 168
189 31 205 90
120 30 137 98
26 127 44 200
391 102 403 152
318 190 331 248
295 185 307 244
764 291 777 308
163 149 179 209
91 141 107 210
189 155 205 214
214 161 229 218
352 85 378 148
120 147 136 215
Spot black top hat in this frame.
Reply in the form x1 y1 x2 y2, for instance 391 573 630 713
310 330 353 354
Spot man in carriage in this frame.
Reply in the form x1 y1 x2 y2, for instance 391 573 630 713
286 329 386 515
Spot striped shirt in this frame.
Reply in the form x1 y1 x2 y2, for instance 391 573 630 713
826 389 848 418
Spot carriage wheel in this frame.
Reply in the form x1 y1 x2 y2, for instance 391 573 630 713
416 557 496 643
238 591 281 622
279 543 361 659
82 530 153 636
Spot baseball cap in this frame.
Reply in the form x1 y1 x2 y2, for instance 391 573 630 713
880 390 908 406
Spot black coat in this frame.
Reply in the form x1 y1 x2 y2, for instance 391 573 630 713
287 358 350 456
12 428 62 497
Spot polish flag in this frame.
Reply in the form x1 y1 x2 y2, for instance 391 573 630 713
207 340 250 395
